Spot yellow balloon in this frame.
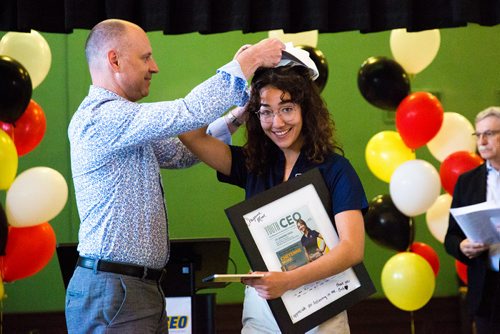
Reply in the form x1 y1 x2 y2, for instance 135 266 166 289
381 252 435 311
0 277 4 300
365 131 415 183
0 129 18 190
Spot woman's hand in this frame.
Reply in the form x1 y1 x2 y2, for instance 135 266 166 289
233 44 252 59
241 271 292 300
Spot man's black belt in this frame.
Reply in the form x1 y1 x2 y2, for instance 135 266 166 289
77 256 165 281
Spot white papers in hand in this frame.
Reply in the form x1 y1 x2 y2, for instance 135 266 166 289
450 201 500 244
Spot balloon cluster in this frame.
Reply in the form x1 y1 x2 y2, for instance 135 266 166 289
267 30 329 93
0 30 67 300
360 29 481 311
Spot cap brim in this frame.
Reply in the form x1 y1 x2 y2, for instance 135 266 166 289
278 45 319 80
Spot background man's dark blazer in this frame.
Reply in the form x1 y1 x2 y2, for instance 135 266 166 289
444 163 489 315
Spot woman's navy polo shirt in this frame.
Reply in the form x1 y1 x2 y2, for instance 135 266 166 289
217 145 368 217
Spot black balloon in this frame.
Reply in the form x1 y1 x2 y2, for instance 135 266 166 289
0 203 7 256
357 56 410 111
296 45 328 92
364 194 415 251
0 55 32 124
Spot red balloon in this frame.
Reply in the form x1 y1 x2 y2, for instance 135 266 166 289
440 151 484 194
455 259 468 285
0 222 56 282
396 92 444 149
8 99 46 156
410 241 440 277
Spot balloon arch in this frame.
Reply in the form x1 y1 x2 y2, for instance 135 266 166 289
0 30 67 300
358 28 482 313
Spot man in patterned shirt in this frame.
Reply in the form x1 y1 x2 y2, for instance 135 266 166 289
66 18 284 333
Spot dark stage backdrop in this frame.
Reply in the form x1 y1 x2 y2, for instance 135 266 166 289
1 0 499 35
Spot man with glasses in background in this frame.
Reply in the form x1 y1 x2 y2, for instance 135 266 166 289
445 106 500 334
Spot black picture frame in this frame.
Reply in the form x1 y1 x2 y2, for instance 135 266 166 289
225 168 376 333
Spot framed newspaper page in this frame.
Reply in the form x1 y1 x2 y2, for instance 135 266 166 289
225 168 375 333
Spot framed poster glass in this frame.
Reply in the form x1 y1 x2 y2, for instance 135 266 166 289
225 168 376 333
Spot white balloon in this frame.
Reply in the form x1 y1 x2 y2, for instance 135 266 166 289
6 167 68 227
425 193 452 243
390 29 440 75
268 29 318 48
0 30 52 89
427 112 476 162
390 160 441 217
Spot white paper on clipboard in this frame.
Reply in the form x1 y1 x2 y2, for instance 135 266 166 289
450 201 500 244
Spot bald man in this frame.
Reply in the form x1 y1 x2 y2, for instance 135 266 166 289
66 19 284 333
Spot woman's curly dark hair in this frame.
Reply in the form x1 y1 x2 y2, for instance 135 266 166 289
243 65 343 175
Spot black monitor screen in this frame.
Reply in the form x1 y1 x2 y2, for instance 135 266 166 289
56 238 231 295
56 243 79 289
166 237 230 292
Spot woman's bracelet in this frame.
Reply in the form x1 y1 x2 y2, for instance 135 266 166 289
225 111 244 127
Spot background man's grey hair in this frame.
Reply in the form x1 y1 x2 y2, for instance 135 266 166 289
475 106 500 124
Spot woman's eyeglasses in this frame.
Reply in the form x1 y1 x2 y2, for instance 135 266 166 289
255 104 297 123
